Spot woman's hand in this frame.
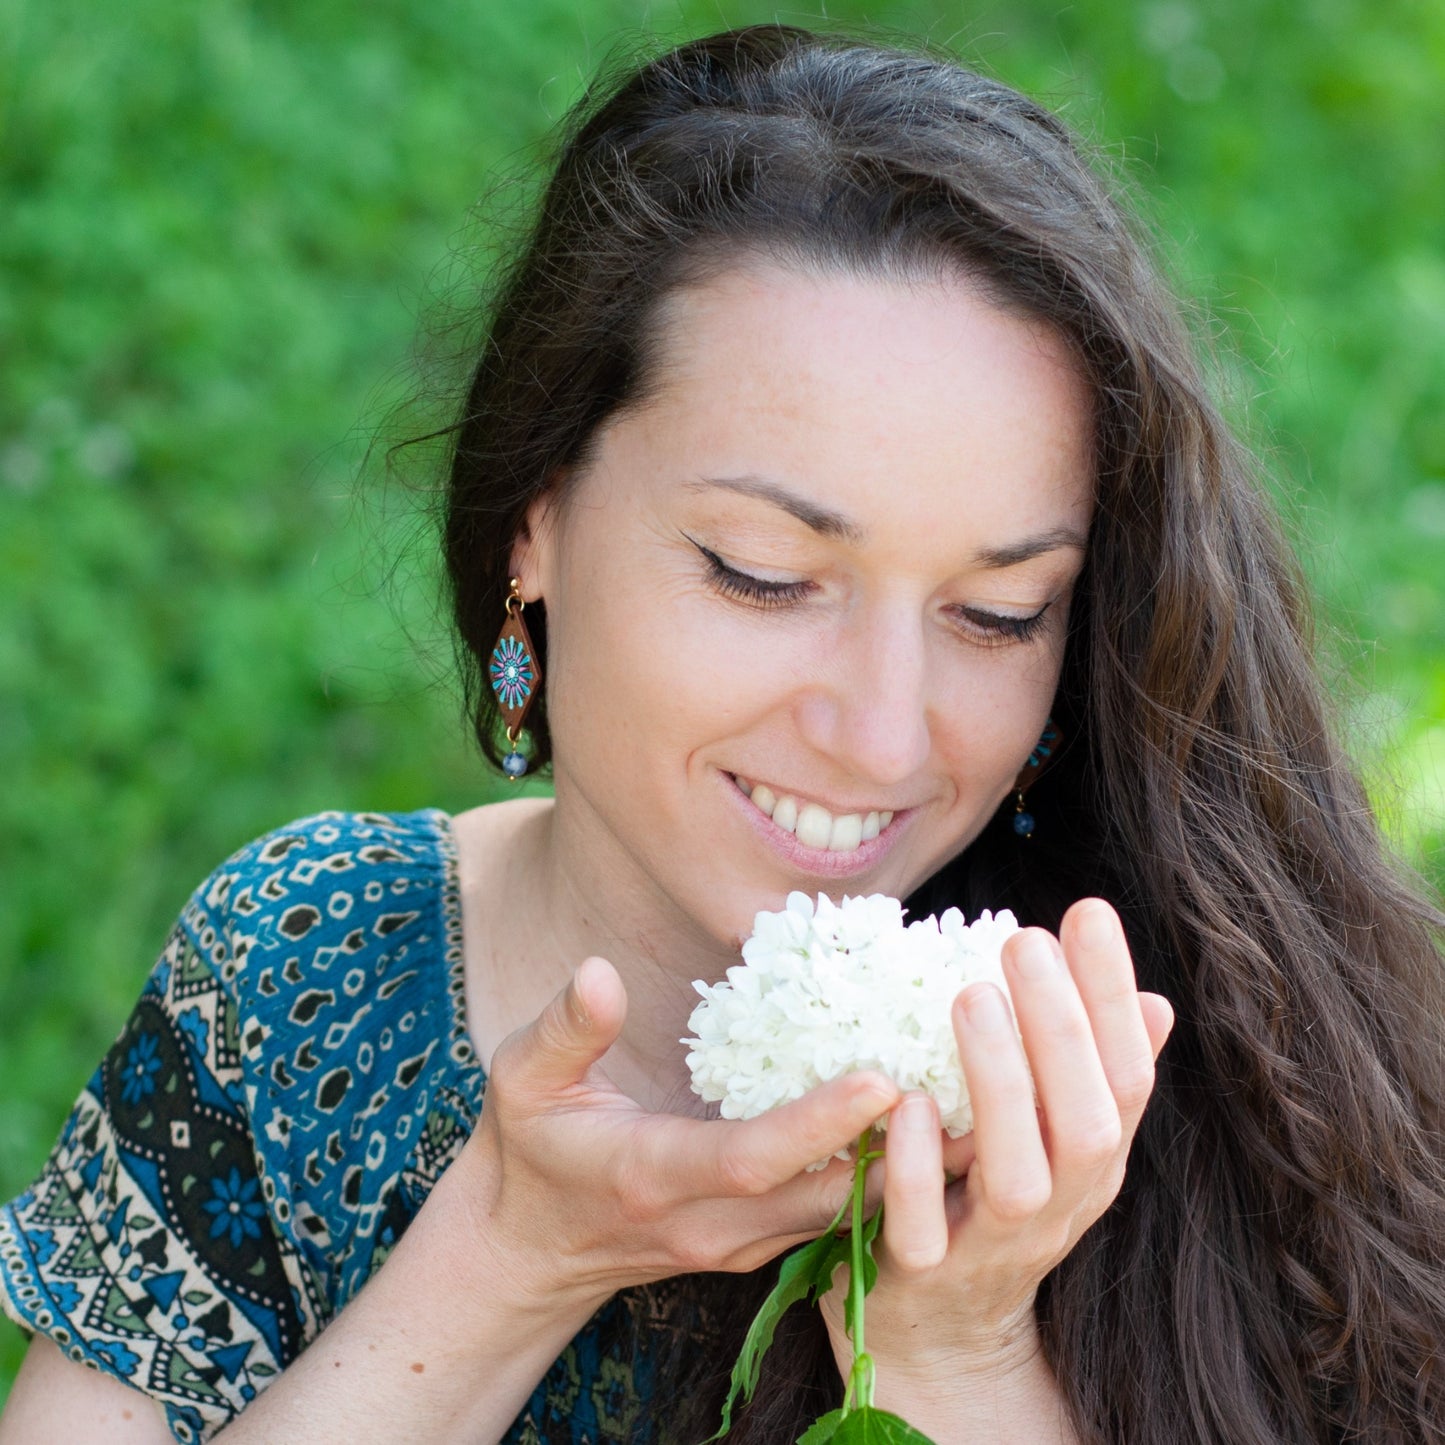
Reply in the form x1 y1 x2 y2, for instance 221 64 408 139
819 898 1173 1421
453 955 901 1321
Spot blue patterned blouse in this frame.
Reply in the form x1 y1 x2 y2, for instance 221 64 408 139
0 810 689 1442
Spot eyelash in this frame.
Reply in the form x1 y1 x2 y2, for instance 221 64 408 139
697 545 813 608
693 543 1052 645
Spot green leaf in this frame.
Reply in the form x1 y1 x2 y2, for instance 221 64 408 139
806 1229 853 1307
796 1408 846 1443
828 1406 939 1444
808 1206 881 1316
706 1198 852 1441
181 1290 212 1305
858 1203 884 1297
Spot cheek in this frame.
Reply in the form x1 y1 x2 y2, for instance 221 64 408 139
931 647 1065 795
543 574 754 775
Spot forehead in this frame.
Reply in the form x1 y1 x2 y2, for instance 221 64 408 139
581 261 1095 545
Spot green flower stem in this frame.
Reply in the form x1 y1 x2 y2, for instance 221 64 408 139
843 1126 876 1414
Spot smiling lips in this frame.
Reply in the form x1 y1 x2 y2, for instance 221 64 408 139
733 776 895 854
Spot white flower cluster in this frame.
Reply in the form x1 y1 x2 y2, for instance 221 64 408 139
683 891 1023 1141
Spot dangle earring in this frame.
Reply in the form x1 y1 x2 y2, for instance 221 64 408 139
489 577 541 780
1011 717 1061 839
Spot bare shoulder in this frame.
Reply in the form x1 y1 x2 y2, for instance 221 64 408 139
449 795 560 1072
448 794 552 869
0 1336 172 1444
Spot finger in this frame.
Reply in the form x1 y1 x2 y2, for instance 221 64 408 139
495 956 627 1096
1059 900 1161 1135
1140 992 1175 1058
686 1148 873 1265
880 1094 948 1271
940 1129 977 1181
666 1070 899 1203
1004 928 1121 1201
953 981 1052 1225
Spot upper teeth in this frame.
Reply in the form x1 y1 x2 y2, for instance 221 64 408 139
736 778 893 852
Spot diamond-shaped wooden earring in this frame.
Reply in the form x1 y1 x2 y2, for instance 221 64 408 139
489 577 541 779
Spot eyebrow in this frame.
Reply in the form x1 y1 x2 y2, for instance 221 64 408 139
687 474 1088 567
971 526 1090 569
686 475 864 543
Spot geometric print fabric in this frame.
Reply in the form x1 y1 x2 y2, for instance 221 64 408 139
1 810 677 1441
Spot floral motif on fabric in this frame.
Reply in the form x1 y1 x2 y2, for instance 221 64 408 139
2 810 683 1442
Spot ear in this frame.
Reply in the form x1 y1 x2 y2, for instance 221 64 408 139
507 484 563 602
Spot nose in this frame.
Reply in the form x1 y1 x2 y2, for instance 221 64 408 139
793 601 933 787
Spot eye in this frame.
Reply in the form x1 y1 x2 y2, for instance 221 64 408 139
951 604 1052 646
689 539 813 609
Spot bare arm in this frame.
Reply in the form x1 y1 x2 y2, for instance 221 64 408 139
0 1336 173 1445
230 1134 600 1440
2 959 899 1444
0 1147 601 1445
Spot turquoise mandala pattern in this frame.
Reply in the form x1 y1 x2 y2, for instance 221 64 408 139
1 811 681 1441
489 636 535 711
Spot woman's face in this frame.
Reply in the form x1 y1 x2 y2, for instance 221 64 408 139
516 262 1094 949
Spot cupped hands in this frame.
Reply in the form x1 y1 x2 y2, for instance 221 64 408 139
453 956 901 1324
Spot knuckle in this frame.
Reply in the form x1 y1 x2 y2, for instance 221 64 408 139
532 1001 575 1059
616 1176 669 1228
716 1146 774 1198
1041 1009 1095 1050
986 1177 1052 1222
665 1227 722 1275
480 1062 522 1118
1033 1220 1074 1266
486 1032 521 1085
888 1170 944 1218
891 1238 947 1274
1112 1059 1156 1114
1059 1112 1123 1166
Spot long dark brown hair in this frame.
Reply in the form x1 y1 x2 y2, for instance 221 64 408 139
430 25 1445 1443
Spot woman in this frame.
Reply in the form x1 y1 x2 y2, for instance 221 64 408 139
2 24 1442 1444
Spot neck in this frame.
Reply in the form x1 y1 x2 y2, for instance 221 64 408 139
503 793 742 1115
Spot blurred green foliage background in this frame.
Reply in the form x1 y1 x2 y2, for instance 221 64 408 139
1 0 1441 1402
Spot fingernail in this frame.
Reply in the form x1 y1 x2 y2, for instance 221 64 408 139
965 984 1009 1032
1076 902 1117 950
567 974 591 1030
851 1073 895 1108
898 1095 932 1133
1013 930 1059 980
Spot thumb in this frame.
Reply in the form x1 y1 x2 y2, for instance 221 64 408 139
506 956 627 1094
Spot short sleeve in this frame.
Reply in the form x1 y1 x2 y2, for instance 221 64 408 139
0 840 317 1443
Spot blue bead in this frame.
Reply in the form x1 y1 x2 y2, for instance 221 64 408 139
1012 810 1035 837
502 751 528 778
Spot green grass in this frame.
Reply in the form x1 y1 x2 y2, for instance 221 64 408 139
2 0 1441 1404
